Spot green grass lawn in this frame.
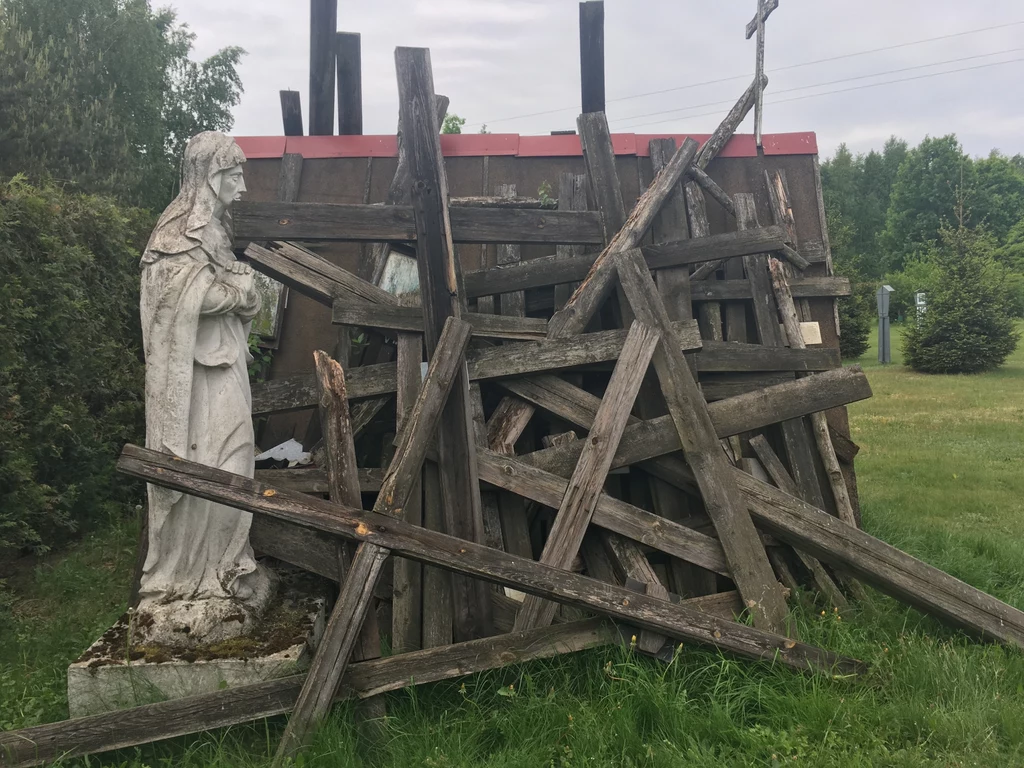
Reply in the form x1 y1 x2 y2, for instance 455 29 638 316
3 325 1024 767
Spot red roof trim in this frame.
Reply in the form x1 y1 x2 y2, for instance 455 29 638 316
234 131 818 160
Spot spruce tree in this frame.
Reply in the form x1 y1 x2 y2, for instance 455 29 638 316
904 211 1019 374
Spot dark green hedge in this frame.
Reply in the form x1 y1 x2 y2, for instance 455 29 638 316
0 178 150 552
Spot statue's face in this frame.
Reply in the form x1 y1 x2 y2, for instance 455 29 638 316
217 165 247 210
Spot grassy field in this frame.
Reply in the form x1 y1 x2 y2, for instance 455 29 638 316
2 324 1024 767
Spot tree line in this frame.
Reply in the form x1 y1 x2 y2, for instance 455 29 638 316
821 135 1023 365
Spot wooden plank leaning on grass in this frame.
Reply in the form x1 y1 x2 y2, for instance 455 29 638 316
0 620 615 768
273 317 472 764
742 440 849 610
612 247 791 635
514 321 661 630
116 445 865 675
1 588 743 768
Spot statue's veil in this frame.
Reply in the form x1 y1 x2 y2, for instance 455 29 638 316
143 132 246 263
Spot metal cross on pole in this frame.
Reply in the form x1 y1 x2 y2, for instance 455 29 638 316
749 0 778 147
754 0 765 146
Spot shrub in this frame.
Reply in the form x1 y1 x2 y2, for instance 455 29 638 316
0 177 149 552
904 225 1020 374
835 268 874 359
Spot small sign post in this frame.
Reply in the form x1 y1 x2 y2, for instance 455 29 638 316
915 291 927 325
877 284 894 364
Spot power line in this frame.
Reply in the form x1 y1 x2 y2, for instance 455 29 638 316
612 57 1024 132
466 19 1023 129
610 48 1024 128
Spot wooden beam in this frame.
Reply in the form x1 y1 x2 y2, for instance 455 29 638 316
250 330 847 416
362 93 448 285
397 46 490 641
463 226 790 298
274 318 471 762
470 384 506 555
477 450 729 576
276 154 304 204
117 445 865 673
646 136 709 598
691 277 850 301
579 1 605 113
650 138 692 321
515 366 872 493
246 241 398 308
515 321 660 630
749 435 798 496
734 468 1024 647
549 115 700 338
769 258 858 526
554 172 588 310
495 183 526 317
0 620 615 768
308 0 337 136
312 351 381 664
335 32 362 135
687 165 736 217
392 330 424 653
612 247 791 634
251 321 702 414
234 202 605 245
280 90 304 136
734 193 825 510
255 467 382 494
480 181 539 455
332 302 548 341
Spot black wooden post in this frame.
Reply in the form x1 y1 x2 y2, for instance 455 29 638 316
336 32 363 135
579 1 605 113
309 0 337 135
279 90 304 136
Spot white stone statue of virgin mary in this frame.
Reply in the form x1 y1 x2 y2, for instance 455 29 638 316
137 131 274 645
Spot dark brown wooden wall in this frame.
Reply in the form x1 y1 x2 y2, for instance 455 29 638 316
241 151 841 447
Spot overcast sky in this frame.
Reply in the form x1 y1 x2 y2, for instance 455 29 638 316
170 0 1024 160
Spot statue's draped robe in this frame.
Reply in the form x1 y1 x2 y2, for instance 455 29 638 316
139 220 263 604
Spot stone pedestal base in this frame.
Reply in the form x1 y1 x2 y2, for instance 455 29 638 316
67 564 326 718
